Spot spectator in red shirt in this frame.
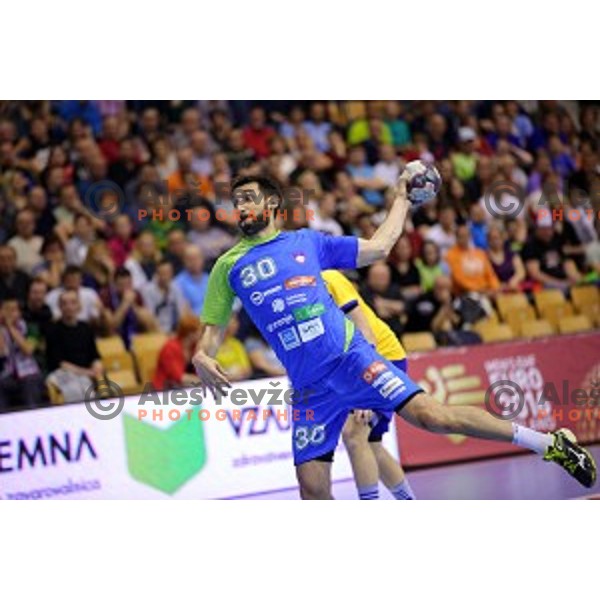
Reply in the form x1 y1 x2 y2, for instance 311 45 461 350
98 116 122 164
242 106 275 159
107 214 135 268
152 315 202 390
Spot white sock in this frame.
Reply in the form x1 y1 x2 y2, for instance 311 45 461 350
358 483 379 500
512 424 553 454
390 479 416 500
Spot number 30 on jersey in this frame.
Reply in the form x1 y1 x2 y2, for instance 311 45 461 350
239 257 278 288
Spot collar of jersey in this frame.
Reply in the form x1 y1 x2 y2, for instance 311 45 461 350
238 230 281 248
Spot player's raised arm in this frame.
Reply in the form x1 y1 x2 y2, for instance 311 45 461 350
357 172 411 268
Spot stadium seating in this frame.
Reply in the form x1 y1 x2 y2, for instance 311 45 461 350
131 332 168 384
47 381 65 405
533 289 567 312
558 314 593 334
105 369 143 395
503 305 539 337
571 286 600 326
96 336 136 372
473 322 515 343
538 302 575 329
401 332 437 353
496 293 530 319
571 285 599 309
520 319 554 339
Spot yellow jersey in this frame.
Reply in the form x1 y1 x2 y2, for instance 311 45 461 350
216 336 252 375
321 269 406 361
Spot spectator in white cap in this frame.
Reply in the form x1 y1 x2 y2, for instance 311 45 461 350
451 126 479 182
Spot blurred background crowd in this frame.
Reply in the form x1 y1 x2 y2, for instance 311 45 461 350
0 100 599 411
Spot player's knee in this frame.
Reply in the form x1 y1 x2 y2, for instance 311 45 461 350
298 477 331 500
296 465 332 500
342 422 370 453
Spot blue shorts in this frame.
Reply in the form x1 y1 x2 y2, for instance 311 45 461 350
291 339 421 466
368 358 408 442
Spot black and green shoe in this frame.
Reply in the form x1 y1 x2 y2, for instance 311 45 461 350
544 428 597 488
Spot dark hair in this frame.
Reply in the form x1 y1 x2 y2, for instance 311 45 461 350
58 288 78 304
1 294 19 305
29 276 48 289
41 234 64 254
63 265 83 279
115 266 132 279
157 259 173 269
421 240 440 262
231 175 282 209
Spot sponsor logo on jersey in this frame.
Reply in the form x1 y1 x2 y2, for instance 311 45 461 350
293 302 325 322
266 314 294 333
250 291 264 306
250 285 282 306
271 298 285 313
380 377 405 399
279 327 301 350
297 317 325 342
362 361 387 383
284 276 316 290
372 370 396 389
286 292 308 306
293 252 306 264
263 284 282 297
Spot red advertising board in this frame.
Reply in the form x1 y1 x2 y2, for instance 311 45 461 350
396 332 600 467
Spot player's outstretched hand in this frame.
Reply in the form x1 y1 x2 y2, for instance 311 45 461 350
192 351 232 397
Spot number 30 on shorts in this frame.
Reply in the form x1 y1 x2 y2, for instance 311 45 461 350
294 424 326 450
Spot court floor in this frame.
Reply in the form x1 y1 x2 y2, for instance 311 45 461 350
246 444 600 500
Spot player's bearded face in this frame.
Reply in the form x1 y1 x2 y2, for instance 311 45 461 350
238 207 271 236
234 184 279 236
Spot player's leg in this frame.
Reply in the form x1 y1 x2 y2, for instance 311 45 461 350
398 392 515 441
370 442 404 487
343 347 423 498
351 341 596 489
370 357 416 499
366 355 415 499
292 386 350 500
342 411 380 500
367 413 416 499
397 392 597 487
296 455 334 500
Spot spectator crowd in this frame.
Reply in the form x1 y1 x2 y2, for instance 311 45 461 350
0 100 599 411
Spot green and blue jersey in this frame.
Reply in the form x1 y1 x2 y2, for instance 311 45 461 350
201 229 359 388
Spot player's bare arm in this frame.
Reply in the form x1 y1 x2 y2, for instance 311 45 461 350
346 305 377 346
357 172 411 268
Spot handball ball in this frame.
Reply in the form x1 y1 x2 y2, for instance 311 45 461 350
402 160 441 206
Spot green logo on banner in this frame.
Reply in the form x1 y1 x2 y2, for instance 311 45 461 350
293 303 325 322
123 406 207 494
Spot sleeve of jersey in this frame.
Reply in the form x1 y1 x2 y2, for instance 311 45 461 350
201 259 235 326
311 230 359 270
